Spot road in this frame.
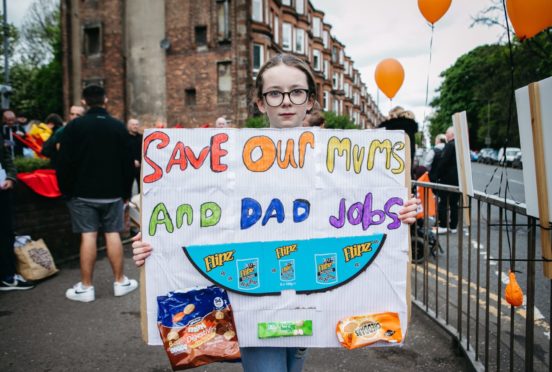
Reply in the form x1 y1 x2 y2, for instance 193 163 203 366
415 162 551 370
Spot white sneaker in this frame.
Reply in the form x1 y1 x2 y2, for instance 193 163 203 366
66 282 95 302
114 276 138 297
433 226 448 234
449 228 458 234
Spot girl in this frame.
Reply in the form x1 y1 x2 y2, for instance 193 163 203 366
133 53 420 372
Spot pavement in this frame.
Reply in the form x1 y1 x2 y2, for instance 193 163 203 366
0 244 471 372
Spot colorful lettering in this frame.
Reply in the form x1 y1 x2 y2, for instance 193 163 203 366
204 250 235 272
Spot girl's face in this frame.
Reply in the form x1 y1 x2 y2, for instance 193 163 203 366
256 64 314 129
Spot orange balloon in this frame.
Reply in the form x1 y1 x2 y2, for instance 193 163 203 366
505 271 523 307
506 0 552 40
375 59 405 100
418 0 452 25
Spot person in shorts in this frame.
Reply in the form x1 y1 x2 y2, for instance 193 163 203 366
57 84 137 302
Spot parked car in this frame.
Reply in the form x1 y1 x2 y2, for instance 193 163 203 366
497 147 521 166
478 148 493 163
512 152 523 169
470 150 479 162
479 148 498 164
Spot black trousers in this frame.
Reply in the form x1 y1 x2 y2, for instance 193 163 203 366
438 191 459 229
0 190 16 278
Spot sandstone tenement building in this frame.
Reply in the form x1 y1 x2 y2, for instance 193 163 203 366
61 0 383 128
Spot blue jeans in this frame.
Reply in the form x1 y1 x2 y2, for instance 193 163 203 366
240 347 307 372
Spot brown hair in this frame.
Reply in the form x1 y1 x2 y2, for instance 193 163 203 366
252 53 317 105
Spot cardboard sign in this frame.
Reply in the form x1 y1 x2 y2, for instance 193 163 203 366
141 128 410 347
516 76 552 278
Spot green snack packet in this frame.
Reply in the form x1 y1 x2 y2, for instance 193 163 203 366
258 320 313 339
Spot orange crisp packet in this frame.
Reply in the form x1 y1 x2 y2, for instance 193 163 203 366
336 312 403 349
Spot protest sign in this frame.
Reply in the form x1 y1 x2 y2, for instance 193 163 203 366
141 128 410 347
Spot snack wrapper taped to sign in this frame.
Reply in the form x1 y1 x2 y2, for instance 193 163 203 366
142 128 410 347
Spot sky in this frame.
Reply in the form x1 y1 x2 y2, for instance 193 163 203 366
7 0 504 130
312 0 504 129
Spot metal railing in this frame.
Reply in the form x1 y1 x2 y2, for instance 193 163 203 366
411 180 551 371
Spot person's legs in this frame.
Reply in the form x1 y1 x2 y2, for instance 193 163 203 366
240 347 289 372
100 199 125 282
0 190 16 279
287 347 307 372
80 232 98 286
449 193 460 230
437 191 449 228
104 232 124 283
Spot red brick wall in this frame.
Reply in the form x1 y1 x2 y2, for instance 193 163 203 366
79 0 126 121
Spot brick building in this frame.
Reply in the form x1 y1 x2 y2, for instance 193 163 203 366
61 0 383 128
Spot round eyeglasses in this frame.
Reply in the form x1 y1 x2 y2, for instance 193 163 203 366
262 89 310 107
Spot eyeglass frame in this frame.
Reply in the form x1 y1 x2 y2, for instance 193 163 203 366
261 88 311 107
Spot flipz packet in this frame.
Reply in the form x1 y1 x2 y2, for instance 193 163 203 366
258 320 313 339
336 312 402 350
157 286 240 370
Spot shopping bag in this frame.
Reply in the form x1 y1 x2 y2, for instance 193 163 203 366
15 239 59 280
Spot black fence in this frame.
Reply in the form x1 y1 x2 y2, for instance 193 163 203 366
412 180 551 371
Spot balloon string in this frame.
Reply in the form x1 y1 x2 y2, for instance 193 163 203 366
421 24 435 139
501 0 516 270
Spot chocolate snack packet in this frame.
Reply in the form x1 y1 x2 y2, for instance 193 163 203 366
157 286 240 370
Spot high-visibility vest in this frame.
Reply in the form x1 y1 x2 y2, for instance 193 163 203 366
416 171 436 219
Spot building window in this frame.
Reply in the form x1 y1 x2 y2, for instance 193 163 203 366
217 0 231 41
282 0 291 6
83 25 101 56
296 0 304 14
282 23 292 51
195 26 207 46
295 28 305 54
313 18 321 38
323 60 329 79
333 98 339 114
323 91 329 111
332 72 338 90
274 15 279 44
253 44 264 72
218 62 232 103
331 46 337 63
339 50 344 65
344 83 349 98
252 0 263 22
185 88 196 106
313 50 321 71
323 31 329 49
344 61 349 75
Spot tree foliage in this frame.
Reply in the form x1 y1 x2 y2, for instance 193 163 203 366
323 112 357 129
429 29 552 149
5 0 62 120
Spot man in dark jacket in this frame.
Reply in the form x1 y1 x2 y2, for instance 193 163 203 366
57 85 137 302
0 130 34 290
430 126 459 233
2 110 26 158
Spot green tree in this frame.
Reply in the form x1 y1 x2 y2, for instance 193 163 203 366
8 0 62 119
0 13 19 81
323 112 357 129
429 29 552 149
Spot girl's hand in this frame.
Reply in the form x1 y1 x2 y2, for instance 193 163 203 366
398 196 420 225
132 232 153 267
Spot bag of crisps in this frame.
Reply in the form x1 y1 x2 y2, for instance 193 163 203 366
336 312 403 350
157 286 240 370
